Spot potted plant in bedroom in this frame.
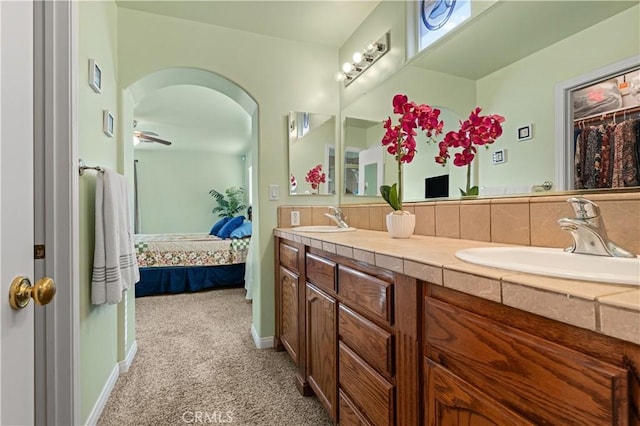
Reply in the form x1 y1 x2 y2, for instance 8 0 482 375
209 186 247 218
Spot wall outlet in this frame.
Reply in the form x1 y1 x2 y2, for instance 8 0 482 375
291 210 300 226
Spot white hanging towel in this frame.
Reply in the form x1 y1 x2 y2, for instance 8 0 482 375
91 168 140 305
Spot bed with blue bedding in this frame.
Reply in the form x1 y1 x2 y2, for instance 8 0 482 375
134 233 250 297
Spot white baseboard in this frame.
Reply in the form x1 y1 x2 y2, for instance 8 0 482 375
251 323 274 349
119 340 138 374
84 363 119 426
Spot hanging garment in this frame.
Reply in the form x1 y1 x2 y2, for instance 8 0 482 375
612 124 625 187
621 118 639 187
612 119 639 187
598 124 614 188
583 127 602 189
574 128 587 189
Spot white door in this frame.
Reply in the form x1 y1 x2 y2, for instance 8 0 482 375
1 2 36 424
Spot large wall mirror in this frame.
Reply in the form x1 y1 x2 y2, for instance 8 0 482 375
288 111 336 195
343 107 464 201
340 1 639 203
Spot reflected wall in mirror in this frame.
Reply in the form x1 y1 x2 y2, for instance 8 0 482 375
343 118 385 196
340 1 639 202
288 112 336 195
343 108 463 201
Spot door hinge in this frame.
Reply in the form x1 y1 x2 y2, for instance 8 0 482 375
34 244 45 259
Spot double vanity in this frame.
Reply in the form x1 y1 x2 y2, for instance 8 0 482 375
273 206 640 425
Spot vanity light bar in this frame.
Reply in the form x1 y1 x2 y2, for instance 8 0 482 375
340 32 390 87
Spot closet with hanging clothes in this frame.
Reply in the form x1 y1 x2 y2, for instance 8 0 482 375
573 68 640 190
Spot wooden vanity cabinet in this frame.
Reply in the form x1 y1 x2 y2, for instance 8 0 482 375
275 239 422 425
274 238 311 395
424 285 640 426
305 252 338 421
277 236 640 425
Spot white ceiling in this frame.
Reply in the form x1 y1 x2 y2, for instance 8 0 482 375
117 1 379 47
133 85 252 154
120 1 380 154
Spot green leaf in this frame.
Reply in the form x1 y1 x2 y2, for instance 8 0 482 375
210 186 247 218
381 183 402 211
459 186 479 197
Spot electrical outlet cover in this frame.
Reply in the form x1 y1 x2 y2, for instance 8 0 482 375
291 211 300 226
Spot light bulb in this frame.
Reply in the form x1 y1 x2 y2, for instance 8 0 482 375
133 135 140 146
365 42 376 54
335 72 346 82
342 62 353 73
352 52 363 64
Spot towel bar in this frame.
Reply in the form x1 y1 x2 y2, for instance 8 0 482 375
533 181 553 191
78 159 104 176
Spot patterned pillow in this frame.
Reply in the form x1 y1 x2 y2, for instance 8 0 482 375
217 215 245 239
210 217 230 235
230 221 252 239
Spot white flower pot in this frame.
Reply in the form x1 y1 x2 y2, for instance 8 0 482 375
385 211 415 239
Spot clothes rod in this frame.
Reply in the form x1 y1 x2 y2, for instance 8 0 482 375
78 159 104 176
574 105 640 123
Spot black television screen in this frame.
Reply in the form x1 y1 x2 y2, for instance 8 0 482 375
425 174 449 198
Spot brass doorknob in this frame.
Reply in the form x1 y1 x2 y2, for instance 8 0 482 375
9 276 56 310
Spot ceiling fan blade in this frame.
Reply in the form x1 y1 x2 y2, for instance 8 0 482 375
139 134 172 145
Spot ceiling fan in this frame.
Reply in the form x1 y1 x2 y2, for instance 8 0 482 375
133 121 172 146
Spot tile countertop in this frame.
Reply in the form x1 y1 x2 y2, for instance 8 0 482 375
274 228 640 346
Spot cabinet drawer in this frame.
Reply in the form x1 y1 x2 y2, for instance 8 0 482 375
425 297 628 425
339 342 394 426
339 389 373 426
339 304 393 379
338 265 392 325
279 242 299 273
306 252 336 293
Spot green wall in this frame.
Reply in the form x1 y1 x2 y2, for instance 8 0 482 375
341 3 639 200
116 6 339 342
78 1 120 423
134 150 245 233
476 5 640 189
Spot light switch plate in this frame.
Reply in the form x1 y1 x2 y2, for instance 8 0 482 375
492 149 507 165
291 211 300 226
269 184 279 200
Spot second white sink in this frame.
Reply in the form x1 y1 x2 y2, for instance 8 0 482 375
293 225 357 233
455 246 640 286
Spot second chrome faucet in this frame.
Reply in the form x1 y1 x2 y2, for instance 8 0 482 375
325 206 349 228
558 197 635 258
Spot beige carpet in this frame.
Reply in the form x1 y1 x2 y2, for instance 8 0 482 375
98 288 332 425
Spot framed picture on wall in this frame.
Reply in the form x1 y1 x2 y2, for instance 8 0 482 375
88 59 102 93
103 110 114 137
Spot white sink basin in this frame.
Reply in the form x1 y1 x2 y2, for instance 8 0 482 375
292 225 357 233
455 247 640 286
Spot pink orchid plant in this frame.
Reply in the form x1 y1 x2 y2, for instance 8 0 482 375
435 107 505 196
305 164 326 192
381 94 444 211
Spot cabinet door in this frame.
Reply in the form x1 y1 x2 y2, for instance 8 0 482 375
306 283 337 421
425 359 535 426
279 266 299 363
425 297 629 425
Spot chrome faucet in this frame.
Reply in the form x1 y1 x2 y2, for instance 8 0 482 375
558 197 635 258
324 206 349 228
